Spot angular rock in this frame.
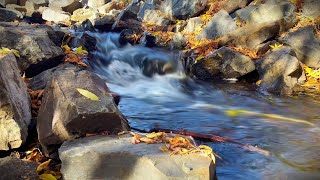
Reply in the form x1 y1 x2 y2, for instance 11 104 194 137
160 0 207 20
69 32 97 52
256 47 305 94
137 1 156 21
0 157 38 179
280 26 320 68
0 7 23 21
87 0 108 8
219 21 280 50
37 65 130 157
5 4 27 13
234 5 257 22
184 17 204 33
192 46 255 79
94 14 116 31
49 0 82 14
248 1 296 31
302 0 320 18
71 7 97 23
0 53 31 150
59 135 216 180
27 0 49 6
141 9 172 26
140 32 157 47
222 0 253 13
97 1 121 15
0 22 64 77
42 8 71 23
0 0 17 6
171 32 187 49
196 10 237 40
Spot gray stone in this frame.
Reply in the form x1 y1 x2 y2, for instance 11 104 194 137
171 32 187 49
248 1 296 31
0 157 38 180
160 0 207 20
0 53 31 150
219 21 280 50
87 0 109 8
222 0 253 13
141 9 172 26
49 0 82 14
302 0 320 18
0 7 23 21
94 14 116 31
0 0 17 6
70 7 98 23
97 1 117 15
234 5 257 22
37 66 130 157
184 17 204 33
256 47 305 94
196 10 237 40
280 26 320 68
137 2 156 21
0 22 64 77
192 46 255 79
28 0 49 6
42 8 71 23
59 135 216 180
5 4 27 13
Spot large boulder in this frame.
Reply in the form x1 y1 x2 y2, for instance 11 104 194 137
160 0 207 20
42 8 71 23
59 135 216 180
280 26 320 68
0 53 31 150
195 10 237 40
49 0 82 14
219 21 280 50
302 0 320 18
222 0 253 13
256 47 305 94
184 17 204 33
192 46 255 79
0 22 64 77
0 157 38 179
70 7 98 23
234 5 257 22
0 7 23 21
141 9 172 26
37 65 130 157
248 1 297 31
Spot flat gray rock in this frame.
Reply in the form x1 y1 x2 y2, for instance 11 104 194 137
160 0 207 20
59 135 216 180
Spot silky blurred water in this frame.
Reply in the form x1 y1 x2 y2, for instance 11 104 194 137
91 33 320 180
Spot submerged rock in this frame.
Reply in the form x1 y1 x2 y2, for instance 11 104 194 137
219 21 280 50
196 10 237 40
256 47 305 94
0 53 31 150
192 46 255 79
37 65 130 157
0 22 64 77
160 0 207 20
59 135 216 180
280 26 320 68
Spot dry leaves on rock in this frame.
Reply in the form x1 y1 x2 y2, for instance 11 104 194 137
62 45 88 67
302 66 320 90
28 89 44 117
0 47 20 58
36 159 62 180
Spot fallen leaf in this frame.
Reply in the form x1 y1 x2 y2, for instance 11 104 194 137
37 159 52 172
75 46 88 55
39 173 57 180
76 88 100 101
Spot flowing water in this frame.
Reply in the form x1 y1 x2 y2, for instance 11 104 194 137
89 33 320 180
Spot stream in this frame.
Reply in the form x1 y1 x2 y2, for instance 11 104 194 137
89 33 320 180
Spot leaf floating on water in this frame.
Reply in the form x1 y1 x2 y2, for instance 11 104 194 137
76 88 100 101
36 159 52 172
75 46 88 55
39 173 57 180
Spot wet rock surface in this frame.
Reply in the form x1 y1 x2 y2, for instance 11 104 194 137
0 53 31 150
59 135 216 180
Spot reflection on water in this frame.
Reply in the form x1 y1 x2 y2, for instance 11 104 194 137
91 33 320 180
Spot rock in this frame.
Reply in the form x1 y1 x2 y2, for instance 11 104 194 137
256 47 305 94
71 7 97 23
171 32 187 49
302 0 320 18
0 0 17 6
0 53 31 150
97 1 121 15
75 18 95 32
94 14 116 31
248 1 296 31
160 0 207 20
42 8 71 23
280 26 320 68
37 65 130 157
196 10 237 40
5 4 27 13
234 5 257 22
86 0 109 8
219 21 280 50
0 22 64 77
28 0 48 6
69 32 97 52
0 7 23 21
49 0 82 13
140 32 157 47
137 2 156 21
141 9 172 26
184 17 204 33
222 0 253 13
59 135 216 180
0 157 38 180
191 46 255 79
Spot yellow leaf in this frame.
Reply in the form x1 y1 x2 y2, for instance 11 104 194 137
269 43 283 50
39 173 57 180
11 49 20 58
37 159 51 172
62 45 71 52
256 80 262 85
1 47 11 53
75 46 88 55
76 88 100 101
160 146 169 152
146 132 166 139
217 53 223 58
196 55 204 61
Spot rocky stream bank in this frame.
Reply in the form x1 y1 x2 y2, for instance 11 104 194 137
0 0 320 179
